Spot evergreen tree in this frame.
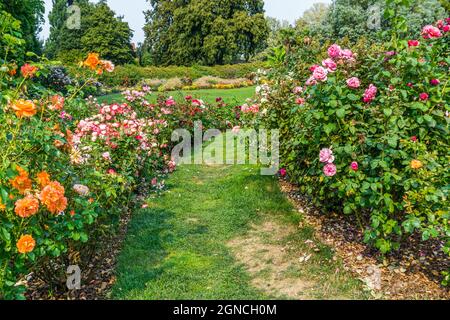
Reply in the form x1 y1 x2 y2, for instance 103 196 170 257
144 0 269 66
0 0 45 54
45 0 135 64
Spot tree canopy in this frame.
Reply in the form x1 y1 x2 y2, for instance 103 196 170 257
45 0 135 65
143 0 269 66
0 0 45 55
299 0 447 42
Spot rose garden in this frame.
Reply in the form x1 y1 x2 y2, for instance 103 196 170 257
0 0 449 300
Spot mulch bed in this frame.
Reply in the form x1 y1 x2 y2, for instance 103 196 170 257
25 199 137 300
279 179 450 300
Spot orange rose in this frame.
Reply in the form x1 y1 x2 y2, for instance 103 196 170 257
0 198 6 211
37 171 51 188
411 160 423 170
11 99 37 117
14 195 39 218
16 235 36 254
40 181 68 214
83 53 100 70
9 68 17 76
21 64 38 78
10 166 32 195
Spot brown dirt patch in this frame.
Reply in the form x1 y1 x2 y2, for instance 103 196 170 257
279 179 450 300
228 221 315 299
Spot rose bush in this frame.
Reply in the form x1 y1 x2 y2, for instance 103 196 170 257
0 44 245 298
247 17 449 283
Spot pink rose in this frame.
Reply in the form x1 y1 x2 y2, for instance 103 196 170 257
313 66 328 82
419 92 429 101
323 163 337 177
430 79 440 86
327 44 342 59
306 76 317 86
319 148 334 164
232 126 241 134
279 168 287 177
322 58 337 72
151 178 158 186
346 77 361 89
443 25 450 33
165 97 176 107
350 162 359 171
309 64 320 72
293 86 303 94
408 40 420 47
363 84 377 103
295 98 305 105
340 49 354 61
422 25 442 39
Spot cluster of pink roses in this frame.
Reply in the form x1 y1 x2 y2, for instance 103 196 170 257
241 103 260 114
363 84 378 104
319 148 337 177
319 148 360 177
74 100 168 164
123 89 147 102
307 44 355 85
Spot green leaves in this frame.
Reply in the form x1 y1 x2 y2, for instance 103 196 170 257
336 108 346 119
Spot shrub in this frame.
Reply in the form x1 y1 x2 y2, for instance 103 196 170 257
99 62 265 88
245 17 450 280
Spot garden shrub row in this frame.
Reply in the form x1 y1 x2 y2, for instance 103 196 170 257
0 53 241 299
97 62 265 88
242 17 450 283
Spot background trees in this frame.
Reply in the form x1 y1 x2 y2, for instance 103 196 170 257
290 0 446 43
143 0 269 66
45 0 135 64
0 0 45 55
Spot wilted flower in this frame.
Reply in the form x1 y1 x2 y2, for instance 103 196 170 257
73 184 90 197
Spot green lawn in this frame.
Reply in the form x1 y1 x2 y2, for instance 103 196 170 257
97 86 256 106
111 141 369 300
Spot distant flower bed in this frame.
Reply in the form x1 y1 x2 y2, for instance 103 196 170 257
242 18 450 284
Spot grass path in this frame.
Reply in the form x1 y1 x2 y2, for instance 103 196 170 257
97 86 256 105
111 161 369 300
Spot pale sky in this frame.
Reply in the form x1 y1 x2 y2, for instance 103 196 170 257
41 0 331 44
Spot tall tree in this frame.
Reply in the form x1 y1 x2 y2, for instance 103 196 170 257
144 0 269 66
45 0 135 64
323 0 446 42
0 0 45 54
